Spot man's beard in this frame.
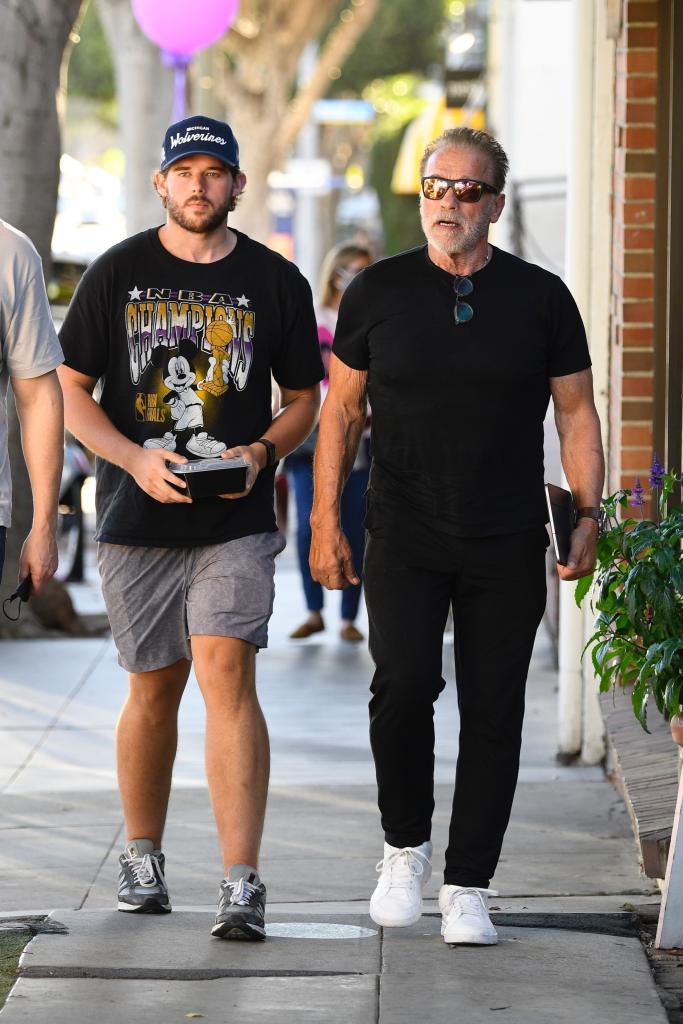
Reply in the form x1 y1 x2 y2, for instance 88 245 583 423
167 195 232 234
420 204 490 256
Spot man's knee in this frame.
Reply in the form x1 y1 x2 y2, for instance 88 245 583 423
125 663 188 724
370 662 446 711
192 636 257 704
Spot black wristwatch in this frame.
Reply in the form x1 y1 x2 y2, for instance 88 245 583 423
576 507 603 533
254 437 277 467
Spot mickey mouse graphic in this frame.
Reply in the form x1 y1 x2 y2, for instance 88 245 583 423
142 338 226 458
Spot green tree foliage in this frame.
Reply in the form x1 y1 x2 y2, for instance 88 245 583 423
68 1 115 101
330 0 445 95
330 0 447 255
370 129 424 255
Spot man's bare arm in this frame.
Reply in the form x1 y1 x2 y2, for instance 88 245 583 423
310 355 368 590
57 364 192 504
12 370 63 592
219 382 320 499
551 367 605 581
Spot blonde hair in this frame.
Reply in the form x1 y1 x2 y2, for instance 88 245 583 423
319 243 372 308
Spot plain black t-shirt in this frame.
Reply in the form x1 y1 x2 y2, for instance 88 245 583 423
59 228 323 547
332 244 591 539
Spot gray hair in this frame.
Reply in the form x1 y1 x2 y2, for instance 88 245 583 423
419 127 509 193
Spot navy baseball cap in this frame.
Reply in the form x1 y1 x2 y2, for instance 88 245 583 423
160 115 240 172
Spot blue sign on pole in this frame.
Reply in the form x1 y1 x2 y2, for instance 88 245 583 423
313 99 375 125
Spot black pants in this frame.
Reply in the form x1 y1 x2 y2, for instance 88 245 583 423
364 527 548 888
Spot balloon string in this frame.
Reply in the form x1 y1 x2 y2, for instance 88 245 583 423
173 65 187 121
161 51 190 121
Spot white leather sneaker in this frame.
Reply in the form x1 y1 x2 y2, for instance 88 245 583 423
369 841 432 927
439 884 499 945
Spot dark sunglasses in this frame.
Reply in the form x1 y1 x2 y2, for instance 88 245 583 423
421 176 498 203
453 275 474 325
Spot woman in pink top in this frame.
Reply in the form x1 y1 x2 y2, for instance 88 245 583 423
287 243 372 642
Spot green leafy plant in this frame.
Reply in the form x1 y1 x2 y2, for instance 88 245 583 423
575 457 683 732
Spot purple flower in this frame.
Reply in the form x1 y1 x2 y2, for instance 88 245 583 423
629 477 645 507
649 453 665 489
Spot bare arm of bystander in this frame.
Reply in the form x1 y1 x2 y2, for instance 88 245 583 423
12 370 63 592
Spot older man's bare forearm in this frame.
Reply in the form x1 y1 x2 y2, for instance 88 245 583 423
312 399 363 527
557 409 605 508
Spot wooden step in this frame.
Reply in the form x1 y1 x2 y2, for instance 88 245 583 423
600 689 679 879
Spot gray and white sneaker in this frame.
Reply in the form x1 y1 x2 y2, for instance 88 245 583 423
211 865 266 941
117 839 171 914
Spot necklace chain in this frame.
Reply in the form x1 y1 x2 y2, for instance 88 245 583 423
454 244 491 278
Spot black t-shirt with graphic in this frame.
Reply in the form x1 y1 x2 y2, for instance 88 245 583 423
332 244 591 540
59 228 323 547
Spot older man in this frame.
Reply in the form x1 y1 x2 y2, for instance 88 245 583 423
310 127 604 945
58 115 323 940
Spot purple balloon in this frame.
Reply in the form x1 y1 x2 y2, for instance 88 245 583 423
132 0 239 56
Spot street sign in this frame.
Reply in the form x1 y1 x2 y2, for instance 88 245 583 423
313 99 375 125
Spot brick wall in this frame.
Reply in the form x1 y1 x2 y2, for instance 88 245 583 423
610 0 658 504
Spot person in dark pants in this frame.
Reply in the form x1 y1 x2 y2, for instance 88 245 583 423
288 457 368 637
288 243 372 643
310 127 604 946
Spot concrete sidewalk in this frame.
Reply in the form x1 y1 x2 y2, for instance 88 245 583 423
0 542 665 1022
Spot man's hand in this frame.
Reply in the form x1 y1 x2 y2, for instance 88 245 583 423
557 519 598 581
310 524 360 590
217 444 264 499
127 448 192 503
18 523 58 594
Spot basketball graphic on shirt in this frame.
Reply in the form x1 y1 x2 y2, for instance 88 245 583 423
200 320 234 397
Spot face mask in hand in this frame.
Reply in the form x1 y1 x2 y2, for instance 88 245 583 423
2 575 32 621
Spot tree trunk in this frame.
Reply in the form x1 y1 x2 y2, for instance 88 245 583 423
0 0 83 633
0 0 82 263
215 0 379 242
95 0 173 235
227 94 291 243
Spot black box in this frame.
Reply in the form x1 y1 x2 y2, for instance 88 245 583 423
170 457 248 499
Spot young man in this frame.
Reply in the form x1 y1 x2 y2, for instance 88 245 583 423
310 127 604 946
0 219 63 590
58 115 323 940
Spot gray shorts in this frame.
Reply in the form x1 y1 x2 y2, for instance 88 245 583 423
97 531 286 673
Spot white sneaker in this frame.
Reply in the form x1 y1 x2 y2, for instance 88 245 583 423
186 431 227 458
143 432 176 451
369 841 432 927
439 884 499 945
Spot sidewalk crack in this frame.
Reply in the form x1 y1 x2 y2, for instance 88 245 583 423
76 820 123 910
375 926 384 1023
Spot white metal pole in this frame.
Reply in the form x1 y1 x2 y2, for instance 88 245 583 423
656 770 683 947
558 0 596 759
294 44 323 291
581 0 615 765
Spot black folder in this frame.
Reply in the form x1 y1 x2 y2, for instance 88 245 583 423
544 483 576 566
